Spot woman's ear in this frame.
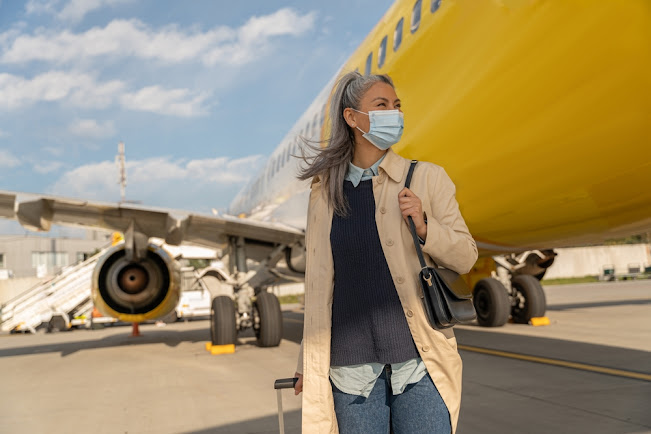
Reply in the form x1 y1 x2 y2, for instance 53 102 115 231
342 108 357 128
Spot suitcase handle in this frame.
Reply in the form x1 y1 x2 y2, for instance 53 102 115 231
274 377 298 389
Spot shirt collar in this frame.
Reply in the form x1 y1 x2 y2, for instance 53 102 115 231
345 153 386 187
313 147 406 188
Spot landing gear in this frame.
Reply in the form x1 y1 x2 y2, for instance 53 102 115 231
253 292 283 347
472 272 548 327
510 275 546 324
206 236 292 349
210 296 236 346
473 278 510 327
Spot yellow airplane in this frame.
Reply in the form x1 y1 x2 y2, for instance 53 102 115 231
1 0 649 342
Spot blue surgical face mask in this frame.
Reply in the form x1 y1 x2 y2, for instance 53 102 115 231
352 109 404 150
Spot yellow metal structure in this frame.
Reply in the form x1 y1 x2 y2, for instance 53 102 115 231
530 316 550 326
205 343 236 355
335 0 651 254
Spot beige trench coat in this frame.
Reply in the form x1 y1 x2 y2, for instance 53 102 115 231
297 148 478 434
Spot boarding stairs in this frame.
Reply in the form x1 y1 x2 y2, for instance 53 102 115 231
0 249 107 333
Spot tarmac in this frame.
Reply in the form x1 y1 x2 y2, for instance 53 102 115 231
0 279 650 433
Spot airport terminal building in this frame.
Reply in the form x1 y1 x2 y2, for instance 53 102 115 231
0 230 111 278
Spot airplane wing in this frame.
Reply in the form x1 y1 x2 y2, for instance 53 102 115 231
0 190 304 250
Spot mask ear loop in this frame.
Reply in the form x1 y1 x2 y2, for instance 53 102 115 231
350 108 369 135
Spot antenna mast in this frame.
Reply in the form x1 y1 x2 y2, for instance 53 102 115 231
116 141 127 203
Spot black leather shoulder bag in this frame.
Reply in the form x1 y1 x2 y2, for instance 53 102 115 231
405 160 477 329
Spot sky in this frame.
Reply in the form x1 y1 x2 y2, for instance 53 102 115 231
0 0 394 235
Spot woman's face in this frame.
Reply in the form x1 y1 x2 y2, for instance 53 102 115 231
345 82 401 134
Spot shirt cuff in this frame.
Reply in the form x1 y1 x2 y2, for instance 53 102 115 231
417 217 427 244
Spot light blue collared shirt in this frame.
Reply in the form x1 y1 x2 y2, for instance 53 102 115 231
344 153 386 187
331 152 428 398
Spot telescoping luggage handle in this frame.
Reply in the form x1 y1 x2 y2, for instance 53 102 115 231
274 378 299 434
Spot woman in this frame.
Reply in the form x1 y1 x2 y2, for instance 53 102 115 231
293 71 477 434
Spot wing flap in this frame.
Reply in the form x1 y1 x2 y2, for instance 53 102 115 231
0 190 304 248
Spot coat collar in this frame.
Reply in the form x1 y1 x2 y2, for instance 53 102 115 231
379 147 407 184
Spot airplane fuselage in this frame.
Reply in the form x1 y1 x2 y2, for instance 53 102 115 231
229 0 651 256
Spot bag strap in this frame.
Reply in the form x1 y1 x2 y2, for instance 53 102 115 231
405 161 433 285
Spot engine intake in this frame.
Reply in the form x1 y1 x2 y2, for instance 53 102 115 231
92 243 180 322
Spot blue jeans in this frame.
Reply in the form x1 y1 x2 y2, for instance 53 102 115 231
331 366 451 434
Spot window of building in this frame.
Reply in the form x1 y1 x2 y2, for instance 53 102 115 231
321 104 326 126
0 253 5 268
431 0 441 13
312 113 319 136
378 35 388 68
411 0 422 33
365 52 373 75
31 252 68 269
394 18 404 51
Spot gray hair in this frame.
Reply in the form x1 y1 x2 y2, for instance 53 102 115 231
297 71 394 216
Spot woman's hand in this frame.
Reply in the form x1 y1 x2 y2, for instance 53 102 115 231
294 372 303 395
399 187 427 241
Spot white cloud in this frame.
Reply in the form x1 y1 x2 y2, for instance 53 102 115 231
48 155 264 208
26 0 133 23
120 86 210 117
68 119 116 139
2 9 316 66
58 0 133 23
33 161 64 174
0 71 124 110
0 149 21 167
25 0 59 16
186 155 265 184
0 71 208 116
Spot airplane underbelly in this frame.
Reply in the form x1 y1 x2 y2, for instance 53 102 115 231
383 0 651 250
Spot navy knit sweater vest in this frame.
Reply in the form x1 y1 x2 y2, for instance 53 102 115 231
330 179 419 366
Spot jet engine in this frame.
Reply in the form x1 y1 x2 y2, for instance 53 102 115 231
91 243 181 323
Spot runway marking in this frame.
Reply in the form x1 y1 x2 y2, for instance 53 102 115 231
458 344 651 382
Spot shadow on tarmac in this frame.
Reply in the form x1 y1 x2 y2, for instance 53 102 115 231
181 409 301 434
454 327 651 375
546 298 651 311
0 312 305 358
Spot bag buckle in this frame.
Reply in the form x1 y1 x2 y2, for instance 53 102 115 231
422 268 433 287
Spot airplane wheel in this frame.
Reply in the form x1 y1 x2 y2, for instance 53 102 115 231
210 296 236 346
473 278 510 327
254 292 283 347
510 275 547 324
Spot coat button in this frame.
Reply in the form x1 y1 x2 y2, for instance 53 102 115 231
386 239 394 246
406 309 413 317
397 276 404 284
422 345 430 352
380 207 387 214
